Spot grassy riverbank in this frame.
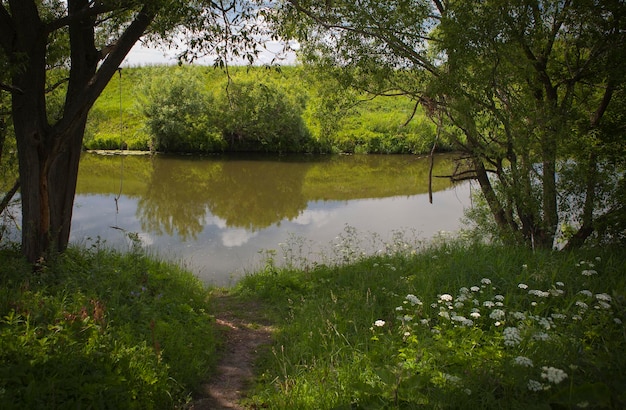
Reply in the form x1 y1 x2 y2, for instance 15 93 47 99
1 235 625 408
235 236 626 409
85 65 444 154
0 243 217 408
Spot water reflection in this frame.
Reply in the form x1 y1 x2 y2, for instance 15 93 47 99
73 153 470 285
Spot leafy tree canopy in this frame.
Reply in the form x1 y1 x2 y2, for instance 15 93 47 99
0 0 272 262
277 0 626 248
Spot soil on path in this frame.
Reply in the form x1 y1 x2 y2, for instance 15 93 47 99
188 291 274 410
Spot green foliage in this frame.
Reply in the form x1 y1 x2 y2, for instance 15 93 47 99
237 232 626 409
279 0 626 248
142 67 225 152
215 78 311 152
85 67 154 151
0 243 217 408
85 66 440 155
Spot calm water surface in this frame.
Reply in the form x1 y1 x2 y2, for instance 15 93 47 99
71 153 472 285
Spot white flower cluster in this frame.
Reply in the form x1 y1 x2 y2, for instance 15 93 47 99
540 366 568 384
528 289 550 298
503 327 522 346
513 356 534 367
406 294 422 306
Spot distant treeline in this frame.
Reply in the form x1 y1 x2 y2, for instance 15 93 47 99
85 66 449 154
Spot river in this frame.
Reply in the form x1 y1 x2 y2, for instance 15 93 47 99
69 152 472 286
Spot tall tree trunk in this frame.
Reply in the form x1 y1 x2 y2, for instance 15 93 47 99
9 1 156 262
539 136 558 249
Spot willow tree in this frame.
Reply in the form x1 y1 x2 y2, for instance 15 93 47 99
280 0 626 248
0 0 266 262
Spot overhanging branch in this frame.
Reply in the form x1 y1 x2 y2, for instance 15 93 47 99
0 82 24 94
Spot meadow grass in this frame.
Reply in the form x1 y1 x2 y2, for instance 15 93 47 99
0 241 217 409
236 231 626 409
85 65 442 154
1 229 624 409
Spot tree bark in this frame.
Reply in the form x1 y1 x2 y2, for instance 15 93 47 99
7 1 156 262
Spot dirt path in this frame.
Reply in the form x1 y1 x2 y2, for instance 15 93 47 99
188 292 274 410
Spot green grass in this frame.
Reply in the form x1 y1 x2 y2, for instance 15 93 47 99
2 230 624 409
85 65 443 154
235 231 626 409
0 241 218 408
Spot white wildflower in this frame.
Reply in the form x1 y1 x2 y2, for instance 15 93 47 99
483 301 495 308
541 366 568 384
438 311 450 320
439 294 453 302
451 315 474 327
518 283 529 290
511 311 526 320
575 301 588 309
550 288 565 297
581 270 597 276
481 278 492 285
406 294 422 306
489 309 505 320
495 294 505 301
578 290 593 297
614 318 623 325
470 286 480 292
374 320 385 327
527 379 544 392
551 313 566 320
395 306 404 311
572 315 582 321
595 301 611 310
533 332 550 341
503 327 522 346
556 281 565 287
529 289 550 298
470 311 481 319
513 356 534 367
595 293 612 303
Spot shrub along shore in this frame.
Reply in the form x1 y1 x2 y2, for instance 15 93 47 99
1 232 624 408
85 65 447 155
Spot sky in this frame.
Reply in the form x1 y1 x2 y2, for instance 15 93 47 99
122 39 298 67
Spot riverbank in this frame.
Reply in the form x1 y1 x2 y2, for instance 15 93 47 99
85 65 447 155
1 238 624 408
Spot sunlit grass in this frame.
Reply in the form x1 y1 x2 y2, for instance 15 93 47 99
85 65 441 154
237 230 626 409
0 240 217 408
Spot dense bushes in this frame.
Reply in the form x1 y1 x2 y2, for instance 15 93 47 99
85 66 440 154
143 69 225 152
216 80 311 152
140 68 313 153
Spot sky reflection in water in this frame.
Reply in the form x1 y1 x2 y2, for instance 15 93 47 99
71 182 471 286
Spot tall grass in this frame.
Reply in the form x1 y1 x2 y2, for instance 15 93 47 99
237 230 626 409
0 240 217 408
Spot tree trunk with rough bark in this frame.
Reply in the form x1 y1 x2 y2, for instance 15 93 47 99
5 1 155 262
